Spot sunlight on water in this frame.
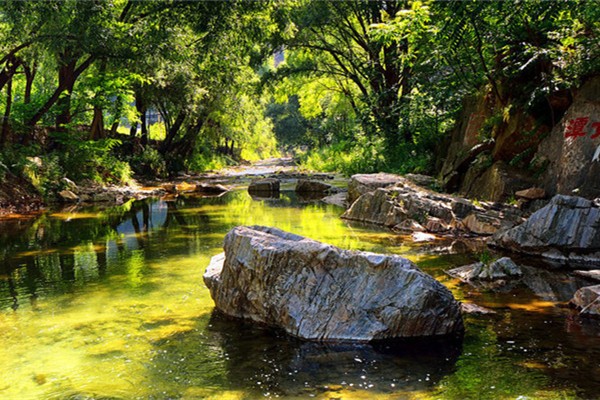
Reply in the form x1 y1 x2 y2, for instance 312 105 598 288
0 189 595 399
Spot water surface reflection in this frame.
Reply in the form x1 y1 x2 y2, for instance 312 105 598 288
0 190 597 399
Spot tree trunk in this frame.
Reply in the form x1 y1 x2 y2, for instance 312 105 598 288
110 121 119 136
133 91 148 145
23 62 36 105
160 111 186 154
90 106 105 140
26 55 95 127
55 59 77 128
90 60 109 140
1 77 12 147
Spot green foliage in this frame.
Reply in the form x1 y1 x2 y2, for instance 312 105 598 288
185 152 232 174
0 145 65 197
299 136 386 175
477 249 495 266
51 132 131 184
129 147 167 179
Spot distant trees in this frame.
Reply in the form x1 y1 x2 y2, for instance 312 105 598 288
0 0 278 179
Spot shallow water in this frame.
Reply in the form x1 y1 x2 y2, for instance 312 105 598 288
0 190 598 399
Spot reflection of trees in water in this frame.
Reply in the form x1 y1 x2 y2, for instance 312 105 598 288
0 195 225 310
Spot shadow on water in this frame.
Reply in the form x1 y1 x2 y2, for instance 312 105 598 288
147 311 462 398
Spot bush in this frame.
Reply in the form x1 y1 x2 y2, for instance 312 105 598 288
129 147 167 178
51 131 132 184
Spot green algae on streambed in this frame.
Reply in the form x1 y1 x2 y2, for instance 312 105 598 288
0 190 597 399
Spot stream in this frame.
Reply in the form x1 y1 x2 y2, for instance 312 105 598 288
0 181 599 399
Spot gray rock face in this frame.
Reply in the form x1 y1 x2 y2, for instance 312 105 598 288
203 226 464 342
342 181 522 236
536 76 600 199
347 173 404 205
248 178 280 194
447 257 522 282
570 285 600 316
492 195 600 262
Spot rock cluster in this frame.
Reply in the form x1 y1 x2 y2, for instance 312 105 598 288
492 195 600 262
342 176 523 236
204 226 464 342
57 179 163 204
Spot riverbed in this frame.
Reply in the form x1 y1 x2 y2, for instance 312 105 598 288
0 188 598 399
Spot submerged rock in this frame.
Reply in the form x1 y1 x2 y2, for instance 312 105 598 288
492 195 600 262
204 226 464 342
570 285 600 317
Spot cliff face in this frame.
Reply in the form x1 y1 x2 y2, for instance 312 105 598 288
535 77 600 199
440 76 600 201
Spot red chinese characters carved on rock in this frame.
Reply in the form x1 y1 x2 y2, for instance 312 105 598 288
564 117 600 139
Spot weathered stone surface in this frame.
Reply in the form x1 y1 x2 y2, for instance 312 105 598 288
58 189 79 203
295 179 338 194
425 217 450 233
536 76 600 199
574 270 600 282
342 185 453 228
492 195 600 262
405 174 436 188
461 213 501 235
342 182 522 236
204 226 464 341
460 161 534 203
570 285 600 316
195 183 229 195
394 220 425 232
347 173 404 205
248 178 280 194
460 303 496 315
447 257 522 282
411 232 436 242
451 199 475 219
515 187 546 200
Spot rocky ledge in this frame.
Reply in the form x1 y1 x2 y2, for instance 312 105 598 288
492 195 600 263
342 177 523 236
203 226 464 342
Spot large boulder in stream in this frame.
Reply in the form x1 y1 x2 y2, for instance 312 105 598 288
203 226 464 342
492 195 600 262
